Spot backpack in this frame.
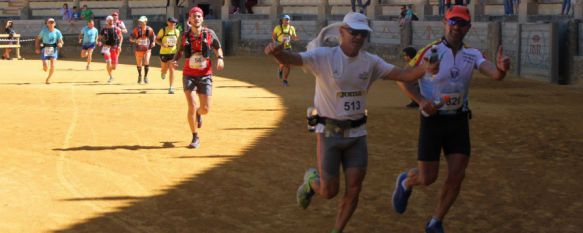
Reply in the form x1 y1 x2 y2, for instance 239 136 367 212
135 26 152 51
183 27 212 59
102 26 119 46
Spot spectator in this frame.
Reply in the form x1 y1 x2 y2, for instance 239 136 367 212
399 5 407 25
81 5 95 21
2 20 15 60
60 3 72 21
562 0 571 15
72 6 81 21
512 0 519 16
245 0 257 14
504 0 513 15
351 0 371 14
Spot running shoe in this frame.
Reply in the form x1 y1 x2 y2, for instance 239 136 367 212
425 219 445 233
107 77 113 83
282 80 289 87
161 73 166 80
296 168 318 209
137 76 142 84
86 65 90 71
196 113 202 128
189 136 200 148
144 77 149 84
392 171 412 214
168 87 174 94
406 101 419 108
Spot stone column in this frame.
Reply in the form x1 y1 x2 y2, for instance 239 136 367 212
415 0 433 21
518 0 538 23
120 0 129 19
222 0 231 20
270 0 282 25
468 0 484 22
318 0 330 29
574 0 583 19
367 0 379 20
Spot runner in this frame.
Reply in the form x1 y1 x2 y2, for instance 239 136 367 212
391 6 510 233
156 17 180 94
97 16 123 83
172 7 224 148
130 16 156 84
271 14 299 87
264 12 438 233
78 19 98 70
112 11 127 63
34 18 63 84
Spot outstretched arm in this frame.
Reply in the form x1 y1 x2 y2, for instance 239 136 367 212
384 58 438 82
264 42 303 66
479 45 510 81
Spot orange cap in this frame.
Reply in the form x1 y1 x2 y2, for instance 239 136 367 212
445 5 471 21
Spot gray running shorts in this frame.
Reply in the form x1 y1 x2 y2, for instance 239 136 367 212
183 75 212 95
318 134 368 179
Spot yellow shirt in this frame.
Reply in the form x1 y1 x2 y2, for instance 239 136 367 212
273 25 296 49
157 27 180 55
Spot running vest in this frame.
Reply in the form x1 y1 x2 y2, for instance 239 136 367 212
183 27 213 77
135 26 153 51
101 26 119 47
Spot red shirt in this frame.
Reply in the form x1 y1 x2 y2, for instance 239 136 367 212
182 28 213 77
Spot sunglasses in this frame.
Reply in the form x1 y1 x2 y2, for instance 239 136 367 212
344 27 370 38
447 18 471 27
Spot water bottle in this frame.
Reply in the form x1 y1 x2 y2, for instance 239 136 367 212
428 45 439 79
306 107 318 132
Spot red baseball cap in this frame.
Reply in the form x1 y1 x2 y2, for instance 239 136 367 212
445 5 471 21
189 7 204 16
112 11 119 16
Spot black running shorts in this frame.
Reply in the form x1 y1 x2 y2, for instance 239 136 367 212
183 75 212 95
418 112 471 161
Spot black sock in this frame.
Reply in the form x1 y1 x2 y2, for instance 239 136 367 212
192 133 198 140
137 66 142 76
144 65 149 77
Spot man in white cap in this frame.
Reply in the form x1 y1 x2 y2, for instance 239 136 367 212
130 16 156 84
35 18 63 84
97 15 123 83
264 12 438 233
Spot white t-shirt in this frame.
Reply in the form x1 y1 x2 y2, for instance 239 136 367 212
300 46 395 137
415 40 486 112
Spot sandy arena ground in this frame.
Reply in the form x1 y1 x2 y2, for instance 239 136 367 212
0 52 582 233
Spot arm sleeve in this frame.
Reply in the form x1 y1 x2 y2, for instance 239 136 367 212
474 50 486 69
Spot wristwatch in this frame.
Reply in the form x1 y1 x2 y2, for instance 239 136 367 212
218 55 224 59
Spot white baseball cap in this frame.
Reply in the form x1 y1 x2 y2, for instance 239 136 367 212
138 16 148 22
106 16 114 21
342 12 372 32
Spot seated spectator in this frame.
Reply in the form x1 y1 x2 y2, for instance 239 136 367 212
72 6 81 21
60 3 72 21
81 5 95 21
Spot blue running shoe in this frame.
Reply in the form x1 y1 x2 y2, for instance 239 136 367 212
425 219 445 233
296 168 318 209
282 80 289 87
391 171 412 214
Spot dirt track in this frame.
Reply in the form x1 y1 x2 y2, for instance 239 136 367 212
0 54 582 233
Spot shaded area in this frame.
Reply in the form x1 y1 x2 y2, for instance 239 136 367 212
172 155 240 159
215 85 258 88
54 142 179 151
52 56 583 233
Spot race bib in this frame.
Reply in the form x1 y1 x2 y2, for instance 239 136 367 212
165 36 177 47
336 90 367 117
189 52 207 69
439 92 463 111
43 47 55 57
137 38 149 46
101 46 111 55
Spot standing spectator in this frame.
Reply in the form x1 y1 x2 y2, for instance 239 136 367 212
562 0 571 15
81 5 95 21
60 3 72 21
351 0 371 14
399 5 407 25
71 6 81 21
512 0 519 16
2 21 15 60
504 0 513 16
245 0 257 14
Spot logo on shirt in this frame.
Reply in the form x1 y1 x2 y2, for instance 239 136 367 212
337 90 366 98
358 71 369 81
450 67 460 80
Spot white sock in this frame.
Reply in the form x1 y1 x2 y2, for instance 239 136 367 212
429 217 441 225
401 178 409 191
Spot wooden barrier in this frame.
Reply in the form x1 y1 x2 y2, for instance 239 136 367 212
0 33 23 60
